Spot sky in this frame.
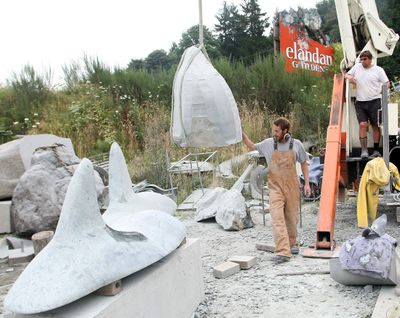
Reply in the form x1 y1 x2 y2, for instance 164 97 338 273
0 0 318 86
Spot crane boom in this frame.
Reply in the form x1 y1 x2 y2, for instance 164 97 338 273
307 0 399 255
335 0 399 70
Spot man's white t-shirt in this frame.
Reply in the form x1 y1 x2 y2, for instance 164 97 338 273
347 63 389 101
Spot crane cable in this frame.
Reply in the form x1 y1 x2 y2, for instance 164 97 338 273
198 0 210 60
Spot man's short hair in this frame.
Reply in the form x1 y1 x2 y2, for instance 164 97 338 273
273 117 290 132
360 50 373 59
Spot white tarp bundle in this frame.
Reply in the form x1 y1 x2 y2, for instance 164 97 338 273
171 46 242 148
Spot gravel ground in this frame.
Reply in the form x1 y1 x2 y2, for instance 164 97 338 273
0 196 398 317
182 197 399 318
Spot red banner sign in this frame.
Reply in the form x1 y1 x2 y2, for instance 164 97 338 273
279 21 334 74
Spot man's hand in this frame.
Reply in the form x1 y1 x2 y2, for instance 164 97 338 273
303 183 311 197
242 131 256 151
344 73 356 84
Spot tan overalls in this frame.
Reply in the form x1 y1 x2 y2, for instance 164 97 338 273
268 140 300 257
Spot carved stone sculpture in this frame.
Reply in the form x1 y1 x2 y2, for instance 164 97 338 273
5 157 186 314
171 45 242 148
102 142 176 229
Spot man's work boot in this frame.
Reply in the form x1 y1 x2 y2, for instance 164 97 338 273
290 246 299 255
271 255 290 264
360 137 368 159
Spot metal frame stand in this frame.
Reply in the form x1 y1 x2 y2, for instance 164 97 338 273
167 151 217 196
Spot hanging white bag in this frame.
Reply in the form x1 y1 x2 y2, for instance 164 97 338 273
171 45 242 148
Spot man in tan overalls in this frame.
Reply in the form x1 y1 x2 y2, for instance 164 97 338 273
243 117 311 264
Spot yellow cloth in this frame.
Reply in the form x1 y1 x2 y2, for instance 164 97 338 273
357 158 390 228
389 162 400 191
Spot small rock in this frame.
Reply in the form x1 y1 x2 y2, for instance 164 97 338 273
363 285 373 293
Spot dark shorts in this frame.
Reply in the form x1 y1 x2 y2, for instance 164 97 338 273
355 99 381 126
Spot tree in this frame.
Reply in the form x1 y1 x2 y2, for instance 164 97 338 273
316 0 340 43
241 0 271 59
145 49 169 71
315 0 399 79
241 0 269 38
128 59 145 70
215 2 249 59
214 0 272 63
375 0 400 79
175 25 222 60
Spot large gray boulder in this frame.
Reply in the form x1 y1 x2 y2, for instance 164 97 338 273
0 135 75 200
0 139 25 199
11 144 105 235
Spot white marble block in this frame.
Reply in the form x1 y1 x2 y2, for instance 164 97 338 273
0 200 12 233
5 238 204 318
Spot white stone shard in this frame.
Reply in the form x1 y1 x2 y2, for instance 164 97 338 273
0 134 75 199
4 158 186 314
19 134 75 170
102 142 177 230
171 45 242 148
195 187 228 221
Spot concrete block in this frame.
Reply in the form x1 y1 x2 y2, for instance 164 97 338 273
371 286 400 318
228 255 257 269
6 238 204 318
8 246 34 265
94 280 122 296
0 238 8 259
0 201 12 233
213 261 240 279
6 236 33 249
255 242 275 253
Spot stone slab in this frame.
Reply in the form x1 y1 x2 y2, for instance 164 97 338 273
255 242 275 253
0 201 12 233
371 245 400 317
5 238 204 318
0 238 9 259
371 286 400 318
6 237 33 249
8 246 35 265
213 261 240 279
227 255 257 269
177 188 212 211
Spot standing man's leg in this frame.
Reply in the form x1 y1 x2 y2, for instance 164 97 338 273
372 124 381 154
359 121 369 158
359 121 368 139
284 179 300 251
269 194 291 257
355 101 369 158
369 99 382 156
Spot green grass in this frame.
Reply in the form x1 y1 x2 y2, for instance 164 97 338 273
0 53 348 200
